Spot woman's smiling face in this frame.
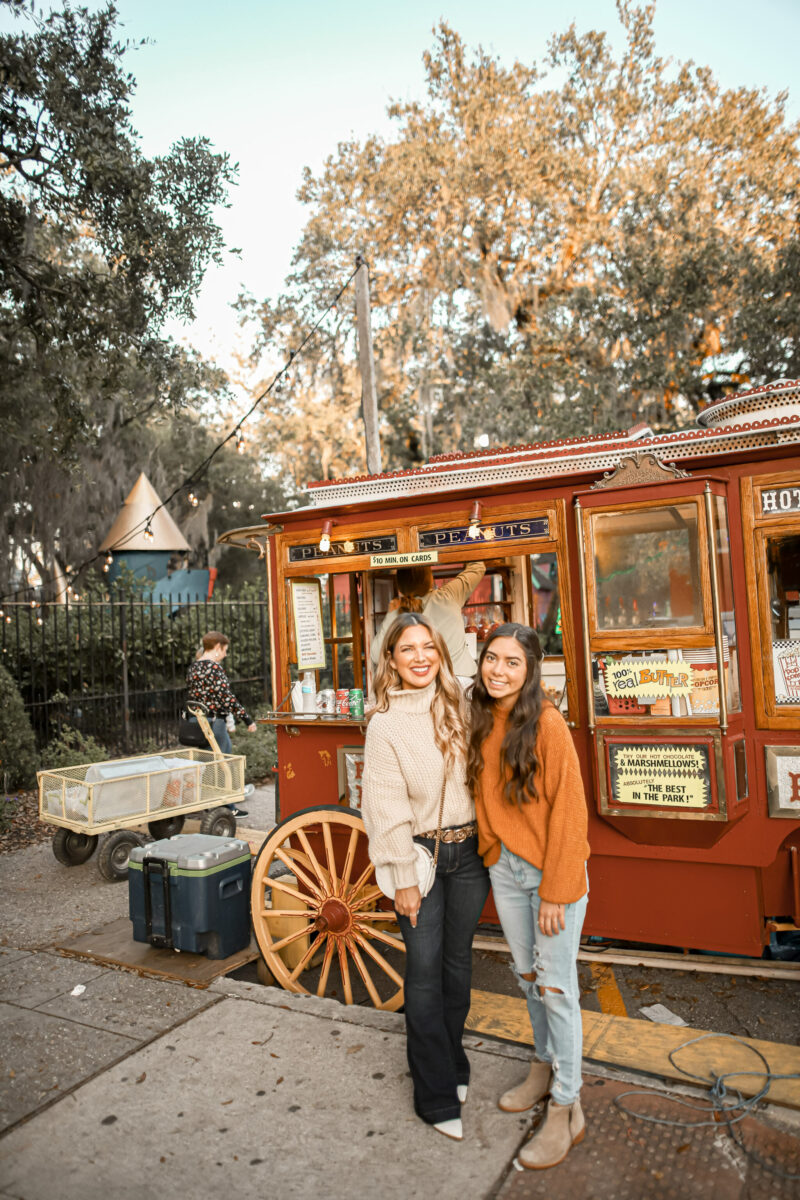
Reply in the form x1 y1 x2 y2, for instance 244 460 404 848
481 636 528 710
389 624 441 690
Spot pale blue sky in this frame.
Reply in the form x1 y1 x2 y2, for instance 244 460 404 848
6 1 800 382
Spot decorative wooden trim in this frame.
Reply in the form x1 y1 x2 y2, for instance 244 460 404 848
595 729 726 821
582 494 714 644
590 453 692 490
264 538 280 712
747 468 800 527
350 573 364 691
554 499 580 726
741 471 800 729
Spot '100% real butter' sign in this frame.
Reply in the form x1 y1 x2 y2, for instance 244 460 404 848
604 658 693 699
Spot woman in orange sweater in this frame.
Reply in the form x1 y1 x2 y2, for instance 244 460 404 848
467 623 590 1171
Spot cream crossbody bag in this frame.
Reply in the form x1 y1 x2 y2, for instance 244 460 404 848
375 775 446 902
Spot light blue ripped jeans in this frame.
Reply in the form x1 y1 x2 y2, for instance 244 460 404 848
489 845 588 1105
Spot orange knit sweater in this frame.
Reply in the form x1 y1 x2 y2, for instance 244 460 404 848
476 703 590 903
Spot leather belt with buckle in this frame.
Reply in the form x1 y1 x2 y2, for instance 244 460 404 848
417 822 478 843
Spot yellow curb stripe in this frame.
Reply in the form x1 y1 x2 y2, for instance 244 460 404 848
590 961 627 1017
466 988 800 1110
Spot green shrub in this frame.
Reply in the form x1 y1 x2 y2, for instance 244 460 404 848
230 711 277 784
1 794 19 833
0 663 38 790
41 726 108 770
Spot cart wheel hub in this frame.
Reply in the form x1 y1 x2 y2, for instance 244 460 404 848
315 898 351 935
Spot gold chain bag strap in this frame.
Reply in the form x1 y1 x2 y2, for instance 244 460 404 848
431 771 446 869
375 771 447 901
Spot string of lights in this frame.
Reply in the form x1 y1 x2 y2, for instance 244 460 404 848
1 265 360 607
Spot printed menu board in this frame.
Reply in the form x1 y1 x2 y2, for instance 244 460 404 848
290 578 326 671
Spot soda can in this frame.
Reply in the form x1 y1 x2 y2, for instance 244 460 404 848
318 688 336 714
336 689 350 717
348 688 365 719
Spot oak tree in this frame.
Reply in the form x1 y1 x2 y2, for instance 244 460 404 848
241 2 800 473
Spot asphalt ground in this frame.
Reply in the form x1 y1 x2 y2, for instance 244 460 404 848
10 780 800 1045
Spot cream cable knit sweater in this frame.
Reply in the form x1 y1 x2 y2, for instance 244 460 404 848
361 681 476 891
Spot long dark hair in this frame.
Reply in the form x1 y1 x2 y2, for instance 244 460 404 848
467 623 545 806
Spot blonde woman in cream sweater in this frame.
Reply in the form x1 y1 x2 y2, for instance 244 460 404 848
362 612 489 1143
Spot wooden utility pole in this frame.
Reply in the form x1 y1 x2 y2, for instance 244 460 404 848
354 254 382 475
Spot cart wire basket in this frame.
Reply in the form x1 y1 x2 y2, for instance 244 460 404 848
38 746 245 836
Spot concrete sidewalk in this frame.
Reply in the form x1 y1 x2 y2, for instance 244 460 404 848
0 953 532 1199
2 811 799 1199
3 944 800 1199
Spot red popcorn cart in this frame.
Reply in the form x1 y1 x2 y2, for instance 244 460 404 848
221 380 800 1006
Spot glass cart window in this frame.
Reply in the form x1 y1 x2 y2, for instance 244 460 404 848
592 504 703 630
530 553 562 655
288 573 364 693
765 532 800 705
461 565 511 644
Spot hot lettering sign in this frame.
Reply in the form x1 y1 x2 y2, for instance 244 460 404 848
760 486 800 515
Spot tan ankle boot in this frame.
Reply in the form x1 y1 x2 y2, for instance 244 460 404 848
498 1061 552 1113
519 1097 585 1170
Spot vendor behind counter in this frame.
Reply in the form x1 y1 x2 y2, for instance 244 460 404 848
369 562 486 678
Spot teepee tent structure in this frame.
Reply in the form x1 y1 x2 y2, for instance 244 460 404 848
100 473 190 553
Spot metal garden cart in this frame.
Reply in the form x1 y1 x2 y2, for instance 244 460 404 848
38 708 248 881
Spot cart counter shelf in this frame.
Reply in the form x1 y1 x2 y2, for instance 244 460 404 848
257 714 367 729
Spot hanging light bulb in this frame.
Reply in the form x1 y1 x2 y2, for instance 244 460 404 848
467 501 482 539
106 553 113 566
319 519 332 553
144 523 155 543
235 429 246 454
188 491 199 507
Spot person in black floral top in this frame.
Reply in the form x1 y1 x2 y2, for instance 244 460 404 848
184 631 257 816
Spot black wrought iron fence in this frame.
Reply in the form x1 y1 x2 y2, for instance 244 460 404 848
1 595 270 754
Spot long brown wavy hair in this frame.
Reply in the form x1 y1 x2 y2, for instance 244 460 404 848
467 623 545 805
371 612 467 768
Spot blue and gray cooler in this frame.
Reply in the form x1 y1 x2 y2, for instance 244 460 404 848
129 833 252 959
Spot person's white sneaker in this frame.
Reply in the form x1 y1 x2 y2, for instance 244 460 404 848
457 1084 468 1103
433 1118 463 1141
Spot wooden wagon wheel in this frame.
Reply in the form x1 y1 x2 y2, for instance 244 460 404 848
251 805 405 1011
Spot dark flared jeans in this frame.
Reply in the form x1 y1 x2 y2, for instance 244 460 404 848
396 834 490 1124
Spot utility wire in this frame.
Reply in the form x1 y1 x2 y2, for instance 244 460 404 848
614 1032 800 1181
1 265 360 605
